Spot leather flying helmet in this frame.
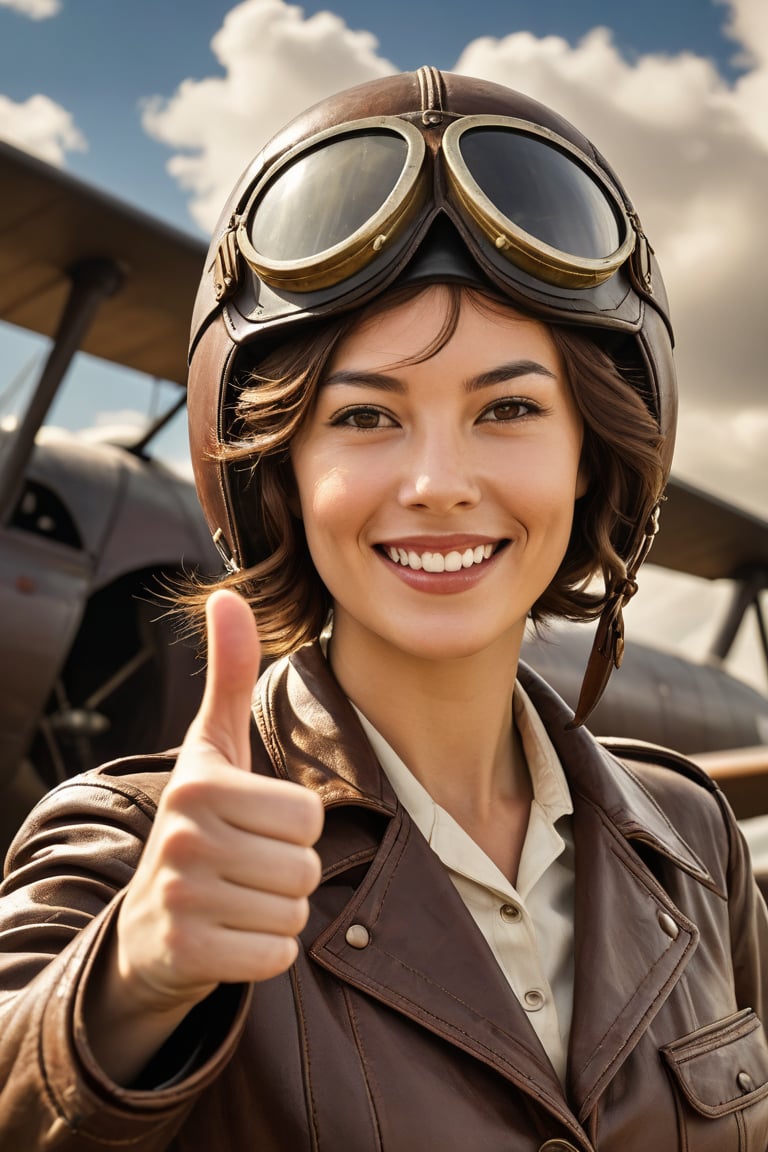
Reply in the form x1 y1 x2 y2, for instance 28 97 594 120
187 66 677 725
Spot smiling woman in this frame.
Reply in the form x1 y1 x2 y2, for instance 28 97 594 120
290 288 586 672
0 67 765 1152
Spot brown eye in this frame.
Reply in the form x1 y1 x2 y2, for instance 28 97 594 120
481 399 532 423
331 406 396 430
350 409 382 429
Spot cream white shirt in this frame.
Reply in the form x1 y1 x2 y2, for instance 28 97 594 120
352 683 575 1084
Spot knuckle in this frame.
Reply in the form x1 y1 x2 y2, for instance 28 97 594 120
302 846 323 891
286 895 311 936
283 845 321 894
160 820 208 869
290 789 325 843
256 936 299 980
163 772 212 816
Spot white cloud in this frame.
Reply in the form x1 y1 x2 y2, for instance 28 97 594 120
0 0 60 18
142 0 394 231
143 0 768 517
0 92 86 164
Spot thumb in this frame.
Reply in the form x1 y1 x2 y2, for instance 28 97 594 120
194 588 262 771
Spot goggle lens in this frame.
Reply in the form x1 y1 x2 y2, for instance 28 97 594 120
248 131 409 262
456 126 623 261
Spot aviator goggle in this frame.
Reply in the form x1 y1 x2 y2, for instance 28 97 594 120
221 113 638 305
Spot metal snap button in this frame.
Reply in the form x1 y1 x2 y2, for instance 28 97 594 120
524 988 545 1012
737 1070 755 1093
500 902 522 923
658 911 679 940
538 1140 580 1152
345 924 370 949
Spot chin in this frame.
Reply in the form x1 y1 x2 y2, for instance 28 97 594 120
382 622 522 665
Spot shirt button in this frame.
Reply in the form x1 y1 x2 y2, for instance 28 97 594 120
345 924 370 949
500 902 522 923
524 989 545 1012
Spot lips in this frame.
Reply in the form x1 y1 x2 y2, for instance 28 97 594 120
383 542 497 572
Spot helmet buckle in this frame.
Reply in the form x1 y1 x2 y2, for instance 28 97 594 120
214 217 242 302
212 527 241 574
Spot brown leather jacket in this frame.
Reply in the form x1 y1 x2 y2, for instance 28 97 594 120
1 643 767 1151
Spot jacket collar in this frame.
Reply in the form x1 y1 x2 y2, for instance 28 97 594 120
516 663 717 889
255 641 714 890
253 640 397 815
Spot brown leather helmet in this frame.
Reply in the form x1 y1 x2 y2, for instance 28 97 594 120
187 66 677 724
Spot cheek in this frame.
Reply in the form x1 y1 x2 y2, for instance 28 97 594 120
296 465 362 551
501 439 583 518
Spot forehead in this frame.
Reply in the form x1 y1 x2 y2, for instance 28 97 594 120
329 285 562 373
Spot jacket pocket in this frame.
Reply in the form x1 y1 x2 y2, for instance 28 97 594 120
661 1008 768 1118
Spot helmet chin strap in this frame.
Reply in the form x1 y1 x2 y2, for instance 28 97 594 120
568 500 662 728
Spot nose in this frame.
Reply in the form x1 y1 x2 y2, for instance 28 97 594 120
397 432 482 513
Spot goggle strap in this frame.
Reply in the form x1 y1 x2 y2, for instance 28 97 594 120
567 500 662 728
416 65 445 125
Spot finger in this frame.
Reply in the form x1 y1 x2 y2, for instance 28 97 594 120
172 881 312 939
215 830 322 894
178 928 301 987
211 778 325 849
195 588 261 770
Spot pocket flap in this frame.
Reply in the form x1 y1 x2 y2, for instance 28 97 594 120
662 1009 768 1118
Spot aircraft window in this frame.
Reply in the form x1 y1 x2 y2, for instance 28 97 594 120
10 479 82 550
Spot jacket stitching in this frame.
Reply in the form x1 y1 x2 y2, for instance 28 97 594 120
334 948 555 1082
290 962 320 1151
342 985 384 1150
321 847 378 882
328 966 573 1123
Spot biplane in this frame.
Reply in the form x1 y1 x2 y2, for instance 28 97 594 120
0 137 766 865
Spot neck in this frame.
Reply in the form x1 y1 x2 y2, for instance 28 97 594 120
328 620 529 823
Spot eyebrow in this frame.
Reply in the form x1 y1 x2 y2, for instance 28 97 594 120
322 360 557 393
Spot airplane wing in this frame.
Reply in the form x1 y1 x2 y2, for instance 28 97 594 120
0 138 206 385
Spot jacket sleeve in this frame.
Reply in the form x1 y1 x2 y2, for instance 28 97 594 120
0 765 249 1152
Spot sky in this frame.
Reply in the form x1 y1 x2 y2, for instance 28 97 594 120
0 0 766 689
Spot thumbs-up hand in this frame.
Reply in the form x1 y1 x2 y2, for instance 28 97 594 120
115 589 325 1016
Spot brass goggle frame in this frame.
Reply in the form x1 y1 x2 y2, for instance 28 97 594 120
234 114 636 295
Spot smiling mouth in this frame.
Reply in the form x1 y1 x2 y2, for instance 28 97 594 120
382 542 502 573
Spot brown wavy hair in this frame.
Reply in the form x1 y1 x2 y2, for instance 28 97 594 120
177 284 665 656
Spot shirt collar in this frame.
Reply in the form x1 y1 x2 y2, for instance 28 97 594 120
351 683 573 900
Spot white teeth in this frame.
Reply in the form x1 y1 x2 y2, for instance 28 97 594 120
385 543 497 572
